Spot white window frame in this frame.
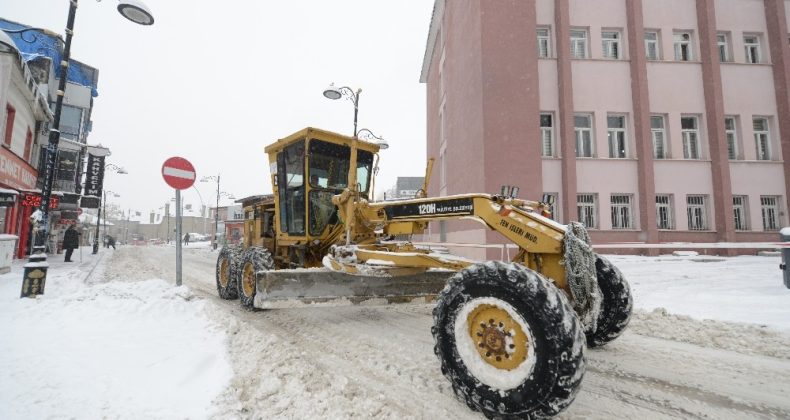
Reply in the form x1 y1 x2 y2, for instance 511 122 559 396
645 30 660 60
724 116 738 160
607 115 627 158
656 194 674 230
753 117 771 160
537 27 551 58
543 192 559 221
681 116 700 159
732 195 749 231
570 29 589 59
744 34 761 64
674 31 693 61
540 113 554 157
577 193 597 229
760 196 780 231
687 195 709 231
602 30 622 59
439 146 447 188
717 33 730 62
574 114 594 158
610 194 633 229
651 115 667 159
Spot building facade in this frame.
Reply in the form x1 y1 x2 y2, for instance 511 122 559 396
421 0 789 255
1 18 101 257
0 30 51 258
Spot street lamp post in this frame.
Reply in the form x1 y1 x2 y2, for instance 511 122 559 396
323 84 361 137
92 164 126 254
201 175 220 250
101 190 119 247
10 0 154 297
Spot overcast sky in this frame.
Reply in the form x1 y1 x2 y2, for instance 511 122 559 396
2 0 434 219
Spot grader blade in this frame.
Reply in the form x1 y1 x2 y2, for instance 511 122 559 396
254 268 454 309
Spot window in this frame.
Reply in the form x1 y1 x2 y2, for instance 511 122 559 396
3 104 14 147
540 113 554 157
760 196 780 230
733 195 748 231
674 32 693 61
610 194 633 229
651 116 667 159
681 116 700 159
725 117 738 160
570 29 588 58
687 195 708 230
645 31 660 60
574 114 593 157
543 192 559 221
59 105 83 140
607 115 626 158
717 33 730 62
24 127 32 162
753 117 770 160
602 31 621 59
537 27 551 58
577 194 597 228
744 35 761 64
656 195 674 229
277 140 306 235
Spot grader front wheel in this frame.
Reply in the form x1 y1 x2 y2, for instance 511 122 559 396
586 255 633 348
237 247 275 309
432 261 585 419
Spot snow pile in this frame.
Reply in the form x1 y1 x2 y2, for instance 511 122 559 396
0 258 232 419
629 308 790 360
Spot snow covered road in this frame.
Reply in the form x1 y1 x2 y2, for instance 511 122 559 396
119 246 790 419
3 245 790 419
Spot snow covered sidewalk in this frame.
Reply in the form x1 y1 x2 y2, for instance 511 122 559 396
607 254 790 332
0 247 232 419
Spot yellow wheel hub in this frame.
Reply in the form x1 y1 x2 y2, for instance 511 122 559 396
219 258 230 288
467 304 529 370
242 262 256 297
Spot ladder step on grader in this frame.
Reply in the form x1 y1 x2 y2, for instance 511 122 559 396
215 127 633 419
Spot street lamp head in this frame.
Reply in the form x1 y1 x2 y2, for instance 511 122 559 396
323 83 342 100
117 0 155 26
117 168 128 174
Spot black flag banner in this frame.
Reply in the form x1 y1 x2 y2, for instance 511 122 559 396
84 153 106 198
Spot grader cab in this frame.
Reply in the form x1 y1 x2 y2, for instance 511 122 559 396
215 127 633 419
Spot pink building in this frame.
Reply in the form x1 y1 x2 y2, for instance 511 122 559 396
420 0 789 255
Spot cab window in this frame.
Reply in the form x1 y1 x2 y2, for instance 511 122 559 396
277 140 305 235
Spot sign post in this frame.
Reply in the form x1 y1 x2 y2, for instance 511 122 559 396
161 157 196 286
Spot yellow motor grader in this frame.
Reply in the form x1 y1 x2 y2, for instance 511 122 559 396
215 127 632 419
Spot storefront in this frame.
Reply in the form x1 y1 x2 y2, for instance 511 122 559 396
0 145 40 258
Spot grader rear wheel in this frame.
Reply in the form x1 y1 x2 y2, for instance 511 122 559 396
215 246 242 300
586 255 633 348
432 261 585 419
237 247 274 309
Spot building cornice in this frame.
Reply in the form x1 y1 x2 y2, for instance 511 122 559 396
419 0 444 83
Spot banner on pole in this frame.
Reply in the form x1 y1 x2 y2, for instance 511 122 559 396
84 154 106 197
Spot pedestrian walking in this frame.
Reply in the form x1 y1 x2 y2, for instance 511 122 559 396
63 224 80 262
107 235 116 250
183 233 190 246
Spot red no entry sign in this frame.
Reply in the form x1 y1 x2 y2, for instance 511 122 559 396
161 157 196 190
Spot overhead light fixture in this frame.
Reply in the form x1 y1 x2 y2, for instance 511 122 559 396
117 0 155 26
323 83 342 100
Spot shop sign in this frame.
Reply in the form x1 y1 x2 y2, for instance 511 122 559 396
21 193 59 209
84 154 105 197
0 192 16 207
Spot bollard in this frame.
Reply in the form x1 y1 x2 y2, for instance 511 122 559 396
781 227 790 289
21 246 48 298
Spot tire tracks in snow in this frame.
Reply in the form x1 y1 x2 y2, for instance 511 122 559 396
107 246 790 419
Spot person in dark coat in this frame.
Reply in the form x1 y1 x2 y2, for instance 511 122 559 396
63 224 80 262
183 233 190 246
107 235 116 250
